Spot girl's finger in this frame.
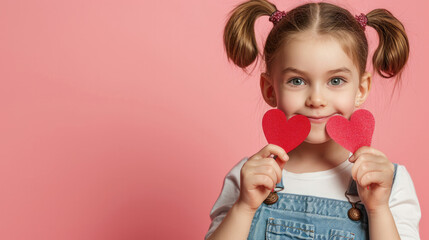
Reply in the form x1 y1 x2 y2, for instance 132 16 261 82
272 155 287 169
355 160 383 185
359 171 385 188
258 144 289 162
251 174 276 191
349 146 371 162
350 146 383 163
251 166 277 187
265 158 283 183
351 153 372 181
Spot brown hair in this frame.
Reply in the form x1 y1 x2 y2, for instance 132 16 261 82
223 0 409 91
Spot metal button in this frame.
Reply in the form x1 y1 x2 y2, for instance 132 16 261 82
264 192 278 205
348 206 362 221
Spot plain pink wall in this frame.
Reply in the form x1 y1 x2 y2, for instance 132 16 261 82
0 0 427 239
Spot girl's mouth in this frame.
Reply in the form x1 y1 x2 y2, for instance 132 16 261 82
307 113 340 123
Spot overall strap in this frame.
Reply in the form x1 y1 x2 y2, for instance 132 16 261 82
275 174 284 191
391 163 398 194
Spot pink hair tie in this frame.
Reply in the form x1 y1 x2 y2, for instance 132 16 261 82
355 13 368 30
269 10 287 25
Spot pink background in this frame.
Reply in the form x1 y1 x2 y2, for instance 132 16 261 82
0 0 427 239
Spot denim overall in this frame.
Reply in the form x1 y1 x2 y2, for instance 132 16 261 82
247 163 398 240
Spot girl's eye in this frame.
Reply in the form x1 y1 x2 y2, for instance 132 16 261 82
329 77 346 86
286 77 346 87
287 78 305 86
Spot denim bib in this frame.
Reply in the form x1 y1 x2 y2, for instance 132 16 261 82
247 163 398 240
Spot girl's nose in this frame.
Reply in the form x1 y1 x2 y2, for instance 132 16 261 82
305 88 327 108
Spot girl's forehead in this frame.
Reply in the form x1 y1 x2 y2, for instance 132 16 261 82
273 32 359 76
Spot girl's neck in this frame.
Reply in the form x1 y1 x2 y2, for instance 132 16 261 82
284 139 351 174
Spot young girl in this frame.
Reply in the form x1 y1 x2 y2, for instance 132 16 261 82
205 0 421 239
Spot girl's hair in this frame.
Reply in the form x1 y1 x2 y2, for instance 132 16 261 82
223 0 409 91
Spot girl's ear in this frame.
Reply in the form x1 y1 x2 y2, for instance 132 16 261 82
355 71 372 107
260 73 277 107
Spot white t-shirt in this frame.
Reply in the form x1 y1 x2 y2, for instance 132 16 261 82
205 154 421 239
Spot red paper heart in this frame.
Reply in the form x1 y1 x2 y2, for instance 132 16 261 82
326 109 375 153
262 109 311 153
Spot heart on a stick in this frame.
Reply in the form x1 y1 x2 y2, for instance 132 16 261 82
262 109 311 153
326 109 375 153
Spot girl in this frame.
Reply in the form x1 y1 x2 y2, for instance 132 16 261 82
206 0 421 240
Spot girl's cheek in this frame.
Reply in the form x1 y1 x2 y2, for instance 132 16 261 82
335 100 356 118
278 94 303 118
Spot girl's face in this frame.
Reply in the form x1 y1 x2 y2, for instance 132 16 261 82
261 31 371 144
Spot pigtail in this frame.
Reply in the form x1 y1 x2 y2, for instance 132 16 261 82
223 0 276 70
366 9 410 82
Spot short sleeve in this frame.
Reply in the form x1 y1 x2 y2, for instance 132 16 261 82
204 157 248 240
389 165 421 239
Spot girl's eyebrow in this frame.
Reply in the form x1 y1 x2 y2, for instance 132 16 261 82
281 67 307 75
327 67 352 75
281 67 352 75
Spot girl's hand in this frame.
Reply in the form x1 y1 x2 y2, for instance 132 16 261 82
349 146 395 213
236 144 289 213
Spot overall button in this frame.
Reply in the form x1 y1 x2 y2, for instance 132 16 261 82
348 206 362 221
264 192 278 205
